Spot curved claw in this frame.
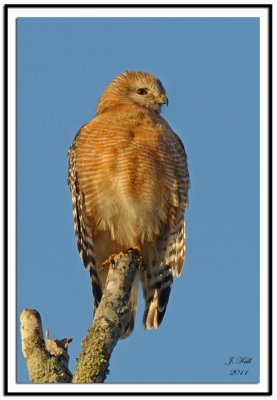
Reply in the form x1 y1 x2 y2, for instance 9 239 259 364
127 244 143 264
102 253 118 268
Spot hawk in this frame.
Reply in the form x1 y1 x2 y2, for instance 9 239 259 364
68 71 190 338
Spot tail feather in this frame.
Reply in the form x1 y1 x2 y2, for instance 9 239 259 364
141 217 186 330
142 265 173 329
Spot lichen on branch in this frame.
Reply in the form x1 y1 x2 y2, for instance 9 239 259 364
20 309 72 383
73 250 139 383
20 250 139 383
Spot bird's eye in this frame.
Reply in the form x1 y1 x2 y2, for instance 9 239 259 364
136 88 148 95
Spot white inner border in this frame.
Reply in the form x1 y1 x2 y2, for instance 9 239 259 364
7 5 270 394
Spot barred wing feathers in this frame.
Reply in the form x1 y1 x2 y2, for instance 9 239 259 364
67 128 102 307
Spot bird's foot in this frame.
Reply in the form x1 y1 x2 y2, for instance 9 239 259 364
127 244 143 264
102 253 121 268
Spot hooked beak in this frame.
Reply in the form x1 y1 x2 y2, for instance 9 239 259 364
154 92 168 106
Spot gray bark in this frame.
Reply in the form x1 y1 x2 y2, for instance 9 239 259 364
20 309 73 383
20 250 139 383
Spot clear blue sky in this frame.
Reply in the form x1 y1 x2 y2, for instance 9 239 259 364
17 17 260 383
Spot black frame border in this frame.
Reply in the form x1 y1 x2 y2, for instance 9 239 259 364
3 3 272 396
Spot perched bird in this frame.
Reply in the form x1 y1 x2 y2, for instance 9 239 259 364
68 71 190 338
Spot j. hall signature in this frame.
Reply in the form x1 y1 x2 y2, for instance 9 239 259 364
225 356 252 376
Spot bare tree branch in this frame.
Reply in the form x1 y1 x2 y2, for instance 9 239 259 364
20 309 73 383
73 250 139 383
20 250 139 383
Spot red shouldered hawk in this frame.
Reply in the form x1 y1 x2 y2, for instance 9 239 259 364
68 71 190 338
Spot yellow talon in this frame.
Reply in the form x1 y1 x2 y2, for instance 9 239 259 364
102 253 118 268
128 244 143 264
133 244 141 253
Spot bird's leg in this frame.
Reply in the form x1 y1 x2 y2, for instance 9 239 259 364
102 244 142 269
102 253 123 269
128 243 141 256
127 244 143 265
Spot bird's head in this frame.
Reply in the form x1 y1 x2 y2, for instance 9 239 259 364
96 71 168 115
